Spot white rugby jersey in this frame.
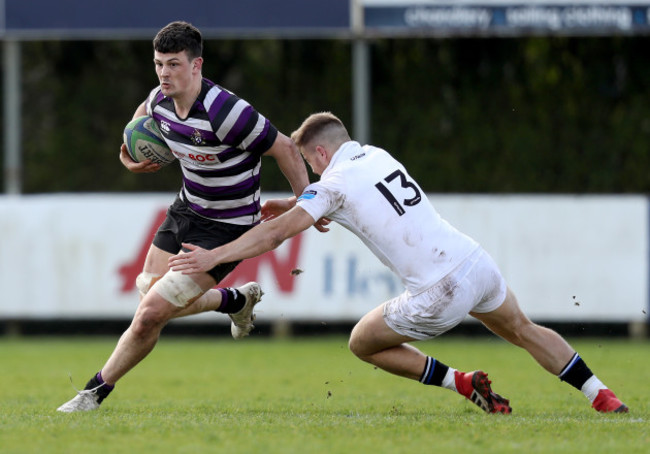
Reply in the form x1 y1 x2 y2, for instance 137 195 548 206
297 141 479 296
145 78 278 225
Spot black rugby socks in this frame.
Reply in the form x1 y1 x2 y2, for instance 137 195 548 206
216 287 246 313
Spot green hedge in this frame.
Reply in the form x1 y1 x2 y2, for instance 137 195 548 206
8 36 650 193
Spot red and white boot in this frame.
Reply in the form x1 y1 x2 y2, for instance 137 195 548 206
592 389 629 413
455 370 512 414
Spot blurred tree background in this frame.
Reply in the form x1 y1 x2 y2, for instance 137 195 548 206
4 36 650 194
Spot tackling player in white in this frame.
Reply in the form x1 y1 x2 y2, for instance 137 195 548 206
169 112 628 414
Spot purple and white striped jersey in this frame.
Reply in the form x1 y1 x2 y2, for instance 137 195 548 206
145 78 278 225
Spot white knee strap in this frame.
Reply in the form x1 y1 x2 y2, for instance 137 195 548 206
151 269 203 308
135 272 162 297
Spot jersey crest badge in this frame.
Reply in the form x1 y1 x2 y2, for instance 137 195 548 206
191 129 204 145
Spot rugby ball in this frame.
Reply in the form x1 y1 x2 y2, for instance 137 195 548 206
123 116 175 167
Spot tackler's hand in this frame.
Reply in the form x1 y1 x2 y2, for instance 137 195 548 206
313 217 331 233
168 243 220 274
260 197 295 222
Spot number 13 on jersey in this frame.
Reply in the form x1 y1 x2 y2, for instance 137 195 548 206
374 169 422 216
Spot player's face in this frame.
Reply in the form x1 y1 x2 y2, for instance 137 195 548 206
154 51 200 98
300 146 327 176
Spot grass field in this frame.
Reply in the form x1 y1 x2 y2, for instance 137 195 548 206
0 336 647 453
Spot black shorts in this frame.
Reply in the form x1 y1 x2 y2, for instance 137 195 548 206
153 196 255 282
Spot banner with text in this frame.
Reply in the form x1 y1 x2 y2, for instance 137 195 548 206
363 1 650 35
0 194 646 322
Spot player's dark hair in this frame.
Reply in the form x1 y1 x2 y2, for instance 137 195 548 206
292 112 350 148
153 21 203 59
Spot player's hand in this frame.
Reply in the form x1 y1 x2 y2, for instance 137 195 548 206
119 143 161 173
261 198 330 232
168 243 218 274
313 217 331 233
260 197 295 222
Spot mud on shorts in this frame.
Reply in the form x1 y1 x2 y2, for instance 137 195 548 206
153 196 256 283
383 247 507 340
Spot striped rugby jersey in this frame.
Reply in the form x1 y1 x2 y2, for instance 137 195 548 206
145 78 278 225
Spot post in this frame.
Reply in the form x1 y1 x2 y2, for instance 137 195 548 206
351 0 370 145
3 39 22 194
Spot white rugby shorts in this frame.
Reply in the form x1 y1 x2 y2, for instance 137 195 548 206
383 247 506 340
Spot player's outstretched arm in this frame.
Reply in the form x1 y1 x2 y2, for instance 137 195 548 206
264 133 310 197
168 206 316 274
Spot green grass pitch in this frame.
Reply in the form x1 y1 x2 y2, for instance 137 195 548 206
0 336 647 453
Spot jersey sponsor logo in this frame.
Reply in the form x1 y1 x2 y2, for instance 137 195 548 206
350 152 366 161
159 119 171 134
298 190 317 201
187 153 217 162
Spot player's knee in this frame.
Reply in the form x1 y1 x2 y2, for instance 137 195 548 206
348 325 370 360
135 272 162 297
151 269 204 308
348 338 364 360
130 305 168 338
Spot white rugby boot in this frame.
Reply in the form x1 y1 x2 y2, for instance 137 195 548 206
57 390 101 413
229 282 264 339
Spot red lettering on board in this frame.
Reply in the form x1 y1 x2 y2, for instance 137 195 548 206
220 233 303 293
117 208 303 294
